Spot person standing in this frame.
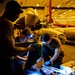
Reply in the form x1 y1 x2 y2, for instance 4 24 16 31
0 1 33 75
42 33 64 69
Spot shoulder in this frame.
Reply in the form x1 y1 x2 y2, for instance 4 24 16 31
52 37 61 44
52 37 64 51
0 17 13 32
52 37 62 48
0 16 13 27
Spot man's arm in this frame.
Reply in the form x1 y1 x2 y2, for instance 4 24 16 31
8 36 34 56
49 48 59 66
50 48 59 62
14 55 28 61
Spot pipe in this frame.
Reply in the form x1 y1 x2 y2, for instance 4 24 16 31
49 0 52 23
53 24 75 27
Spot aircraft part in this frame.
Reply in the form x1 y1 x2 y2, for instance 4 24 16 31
34 28 67 44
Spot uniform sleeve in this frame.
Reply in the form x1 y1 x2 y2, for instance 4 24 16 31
52 37 61 48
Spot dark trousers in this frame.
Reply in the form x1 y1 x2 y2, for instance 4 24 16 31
0 55 17 75
25 50 40 70
42 45 63 69
13 59 24 75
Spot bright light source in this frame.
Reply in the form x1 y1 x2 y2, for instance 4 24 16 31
69 10 72 12
52 9 55 12
57 5 60 8
36 4 39 6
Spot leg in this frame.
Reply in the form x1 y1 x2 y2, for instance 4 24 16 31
0 56 17 75
13 59 23 75
53 52 64 69
53 58 63 69
53 61 60 69
25 50 40 70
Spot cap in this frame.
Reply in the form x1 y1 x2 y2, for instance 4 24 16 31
5 1 23 13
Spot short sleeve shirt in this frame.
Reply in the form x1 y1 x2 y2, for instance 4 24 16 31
43 38 60 55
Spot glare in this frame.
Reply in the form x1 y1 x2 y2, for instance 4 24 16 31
52 9 55 12
29 34 33 38
42 41 45 44
69 10 72 12
60 66 72 75
57 5 60 8
28 72 42 75
36 4 39 6
54 17 57 18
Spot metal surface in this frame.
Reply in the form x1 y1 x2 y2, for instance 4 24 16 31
0 0 75 26
34 28 67 44
15 0 75 18
14 0 75 27
52 27 75 44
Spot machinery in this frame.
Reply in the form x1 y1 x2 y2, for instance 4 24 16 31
34 28 67 44
54 27 75 44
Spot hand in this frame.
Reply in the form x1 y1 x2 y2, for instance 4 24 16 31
28 44 37 52
43 60 51 66
21 57 28 61
28 44 34 50
29 43 41 50
28 44 33 47
50 61 53 66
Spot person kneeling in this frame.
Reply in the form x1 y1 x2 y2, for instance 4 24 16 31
42 33 64 69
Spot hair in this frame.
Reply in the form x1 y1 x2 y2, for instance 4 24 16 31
42 33 50 42
21 29 30 36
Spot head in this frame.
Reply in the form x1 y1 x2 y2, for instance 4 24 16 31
20 29 31 42
42 33 51 44
22 29 31 36
3 1 23 21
